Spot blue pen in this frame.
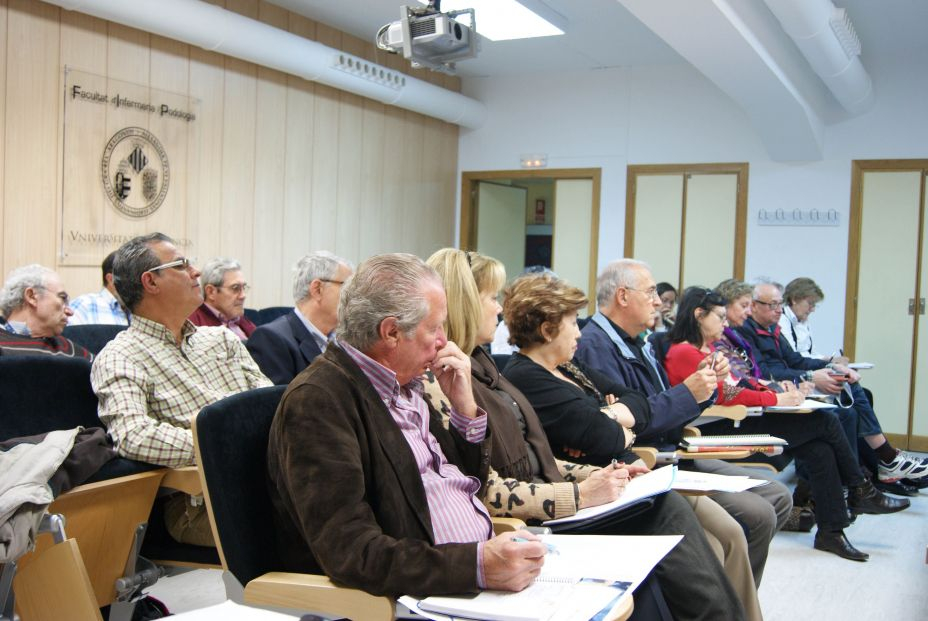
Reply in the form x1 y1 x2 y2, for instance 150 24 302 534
512 536 560 555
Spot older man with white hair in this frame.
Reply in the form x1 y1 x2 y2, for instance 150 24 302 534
576 258 791 596
246 251 353 384
0 264 91 359
188 257 256 339
267 253 547 598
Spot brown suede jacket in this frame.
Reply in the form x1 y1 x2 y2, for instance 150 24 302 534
266 343 491 598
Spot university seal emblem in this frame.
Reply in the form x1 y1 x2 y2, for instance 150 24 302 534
101 127 170 218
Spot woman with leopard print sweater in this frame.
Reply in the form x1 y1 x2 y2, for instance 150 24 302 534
424 248 748 621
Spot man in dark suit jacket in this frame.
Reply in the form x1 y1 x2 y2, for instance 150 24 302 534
247 251 352 384
575 259 792 590
267 253 546 597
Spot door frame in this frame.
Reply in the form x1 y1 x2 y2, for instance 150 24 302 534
460 168 601 313
624 163 749 286
845 159 928 450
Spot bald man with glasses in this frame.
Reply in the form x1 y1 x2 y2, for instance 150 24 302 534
92 233 271 545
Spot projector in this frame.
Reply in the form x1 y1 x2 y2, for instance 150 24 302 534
376 5 478 74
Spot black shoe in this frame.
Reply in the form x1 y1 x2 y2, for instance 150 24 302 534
813 530 869 562
848 480 910 514
874 478 920 497
902 476 928 490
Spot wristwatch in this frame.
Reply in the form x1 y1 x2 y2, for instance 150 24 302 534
804 370 814 382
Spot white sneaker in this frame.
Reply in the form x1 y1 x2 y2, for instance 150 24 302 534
878 450 928 482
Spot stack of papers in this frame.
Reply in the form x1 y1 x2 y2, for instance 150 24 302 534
671 470 769 493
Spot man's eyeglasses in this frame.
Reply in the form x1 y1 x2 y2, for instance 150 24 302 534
625 286 659 300
147 257 196 273
753 299 783 310
320 279 345 286
218 283 250 294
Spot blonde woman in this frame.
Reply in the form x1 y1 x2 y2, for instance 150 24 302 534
424 248 747 621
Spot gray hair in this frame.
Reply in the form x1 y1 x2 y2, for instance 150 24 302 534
596 258 651 307
112 232 173 312
336 253 438 352
292 251 353 303
200 258 242 291
751 276 784 297
0 264 56 318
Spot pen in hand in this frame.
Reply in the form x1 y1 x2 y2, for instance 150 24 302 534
512 537 559 555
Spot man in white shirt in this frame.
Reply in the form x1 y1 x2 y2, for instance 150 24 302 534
68 251 130 325
773 278 927 489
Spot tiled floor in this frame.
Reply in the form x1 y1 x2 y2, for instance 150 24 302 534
147 459 928 620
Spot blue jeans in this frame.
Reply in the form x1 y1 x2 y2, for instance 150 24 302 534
832 383 883 461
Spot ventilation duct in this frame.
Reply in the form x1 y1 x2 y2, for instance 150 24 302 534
47 0 487 128
763 0 873 114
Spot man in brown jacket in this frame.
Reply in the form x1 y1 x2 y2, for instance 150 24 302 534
267 253 546 598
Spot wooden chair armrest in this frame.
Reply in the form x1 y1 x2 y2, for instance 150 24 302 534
244 572 393 620
676 449 752 461
491 517 526 534
160 466 203 495
603 593 634 621
681 426 701 438
631 447 657 469
700 405 748 421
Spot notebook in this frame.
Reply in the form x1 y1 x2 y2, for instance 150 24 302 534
406 534 682 621
681 434 787 447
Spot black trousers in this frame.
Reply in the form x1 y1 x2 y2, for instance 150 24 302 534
701 410 865 531
593 490 746 621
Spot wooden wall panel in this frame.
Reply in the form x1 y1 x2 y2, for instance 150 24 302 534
219 58 257 270
359 99 386 259
249 0 289 307
186 47 225 264
0 0 6 269
336 35 365 263
0 1 458 306
4 0 59 271
309 23 341 255
278 12 316 299
57 9 107 296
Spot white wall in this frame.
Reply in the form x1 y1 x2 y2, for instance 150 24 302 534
458 58 928 354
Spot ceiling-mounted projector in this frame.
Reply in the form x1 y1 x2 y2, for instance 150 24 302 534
376 3 478 74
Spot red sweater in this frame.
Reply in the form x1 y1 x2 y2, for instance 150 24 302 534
664 341 777 407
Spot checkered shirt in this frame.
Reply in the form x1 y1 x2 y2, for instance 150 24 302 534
91 315 271 467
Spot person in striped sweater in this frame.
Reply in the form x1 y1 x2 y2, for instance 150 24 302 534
0 264 91 360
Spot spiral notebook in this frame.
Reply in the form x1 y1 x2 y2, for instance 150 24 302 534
406 534 682 621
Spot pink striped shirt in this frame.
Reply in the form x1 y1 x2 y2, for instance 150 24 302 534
340 340 492 586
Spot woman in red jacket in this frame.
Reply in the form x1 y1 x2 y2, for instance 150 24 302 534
660 286 907 561
663 288 803 408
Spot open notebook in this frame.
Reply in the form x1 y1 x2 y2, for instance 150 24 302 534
402 534 681 621
542 464 675 528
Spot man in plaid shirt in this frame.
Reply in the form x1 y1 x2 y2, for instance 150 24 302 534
92 232 270 545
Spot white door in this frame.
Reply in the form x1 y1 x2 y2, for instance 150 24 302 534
476 182 526 282
853 169 924 446
629 169 743 290
551 179 595 314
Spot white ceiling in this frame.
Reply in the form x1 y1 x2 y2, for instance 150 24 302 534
267 0 926 78
265 0 928 160
266 0 685 76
